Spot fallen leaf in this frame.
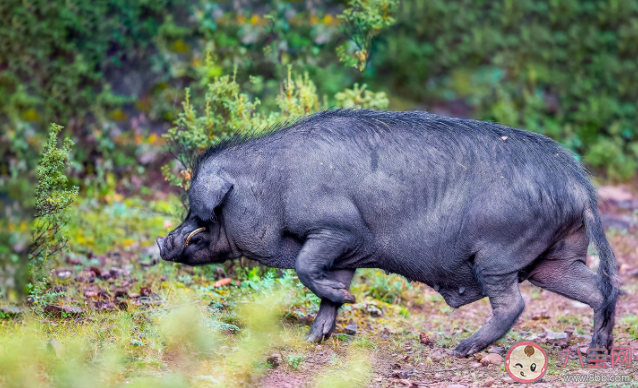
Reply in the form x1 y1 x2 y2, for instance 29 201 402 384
531 311 551 320
88 266 102 277
214 278 232 288
420 332 433 345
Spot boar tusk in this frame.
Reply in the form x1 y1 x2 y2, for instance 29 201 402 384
185 227 207 247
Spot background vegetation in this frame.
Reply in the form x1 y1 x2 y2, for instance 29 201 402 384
1 1 638 386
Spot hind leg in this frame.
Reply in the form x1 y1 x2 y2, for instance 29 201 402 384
529 259 614 351
454 272 525 357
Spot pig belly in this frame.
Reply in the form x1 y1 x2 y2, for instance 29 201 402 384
382 254 486 308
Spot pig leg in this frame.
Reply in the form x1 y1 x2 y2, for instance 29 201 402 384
306 269 356 342
528 260 613 351
454 273 525 357
295 236 357 305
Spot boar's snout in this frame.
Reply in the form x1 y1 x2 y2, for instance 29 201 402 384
156 235 174 261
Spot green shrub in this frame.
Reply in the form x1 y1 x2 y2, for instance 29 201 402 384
162 64 389 194
30 124 78 278
337 0 399 70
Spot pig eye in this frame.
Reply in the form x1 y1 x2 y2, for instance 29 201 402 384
530 363 536 372
515 363 523 368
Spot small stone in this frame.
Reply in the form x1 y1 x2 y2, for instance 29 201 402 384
502 377 514 384
344 320 358 335
447 385 468 388
400 379 412 386
434 373 444 379
546 331 568 340
483 377 495 387
47 338 64 357
55 268 73 279
470 362 482 368
481 353 503 365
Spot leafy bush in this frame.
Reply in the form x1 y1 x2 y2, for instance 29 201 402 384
1 0 395 183
162 64 389 195
337 0 398 70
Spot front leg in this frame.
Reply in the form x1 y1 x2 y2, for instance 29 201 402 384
306 269 356 342
295 233 357 305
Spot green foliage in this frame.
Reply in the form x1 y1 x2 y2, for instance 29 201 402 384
335 83 389 109
30 124 78 270
620 314 638 339
337 0 399 70
0 0 184 126
354 269 413 304
162 64 388 193
368 0 638 180
1 1 396 186
285 354 305 370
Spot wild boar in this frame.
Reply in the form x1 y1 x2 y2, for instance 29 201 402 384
157 109 619 356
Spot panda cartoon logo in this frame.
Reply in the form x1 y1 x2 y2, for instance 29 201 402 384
505 341 548 383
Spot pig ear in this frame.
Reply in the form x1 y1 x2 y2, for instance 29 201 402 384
189 174 233 221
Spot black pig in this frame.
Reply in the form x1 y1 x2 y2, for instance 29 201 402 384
157 109 619 356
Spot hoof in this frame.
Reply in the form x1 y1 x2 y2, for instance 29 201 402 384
305 328 332 343
454 341 483 357
305 332 325 343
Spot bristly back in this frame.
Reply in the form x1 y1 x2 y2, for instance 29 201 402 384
190 109 594 198
189 115 301 180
